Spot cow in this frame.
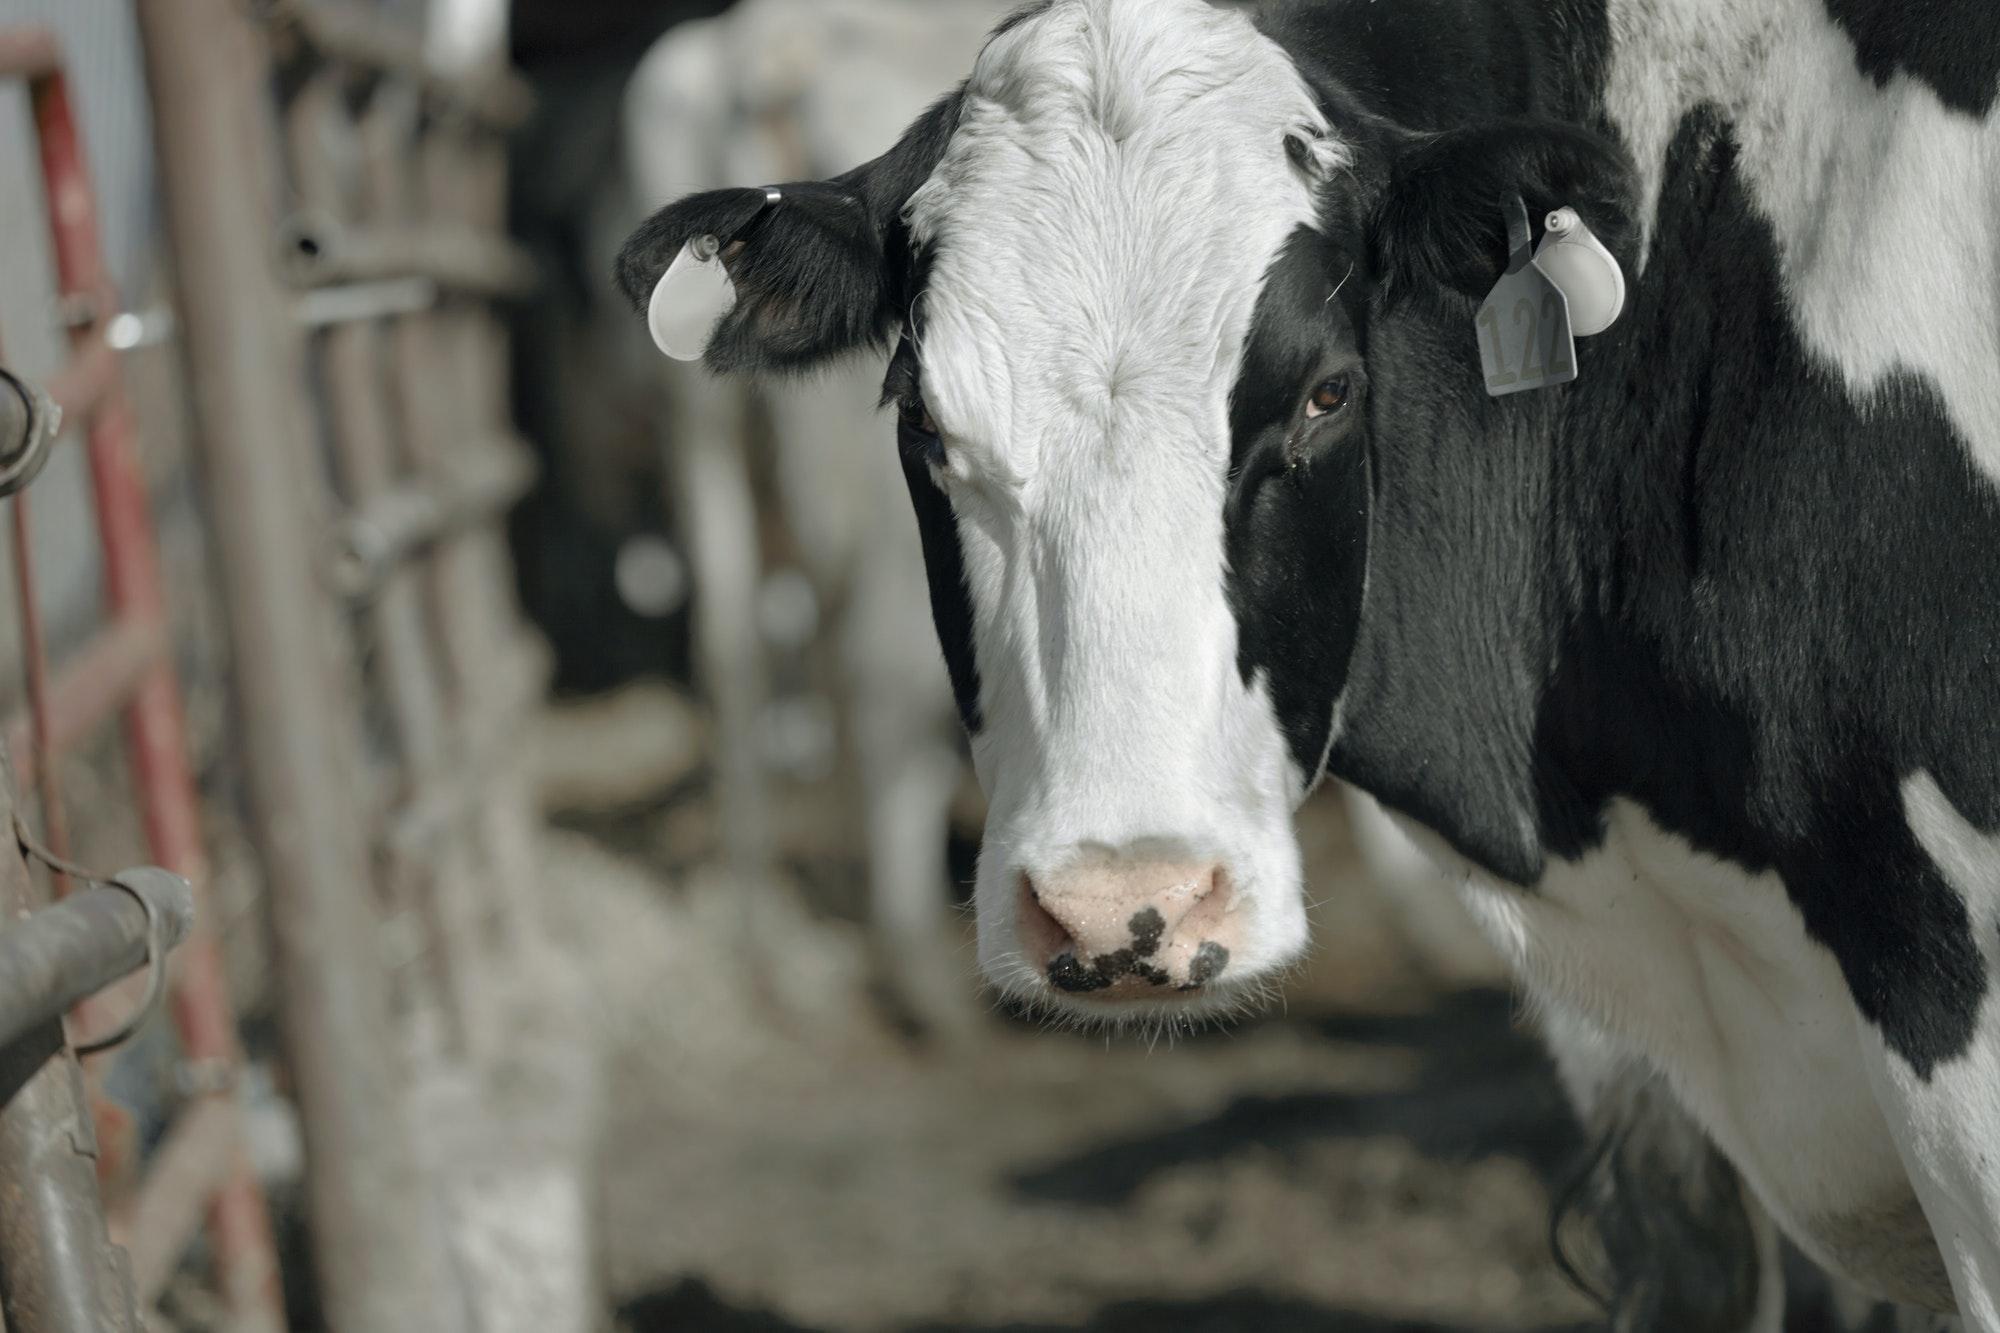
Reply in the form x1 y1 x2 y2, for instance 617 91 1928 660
615 0 2000 1326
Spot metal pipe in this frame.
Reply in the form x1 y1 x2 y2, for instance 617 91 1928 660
291 71 481 1044
108 1095 241 1307
0 370 31 459
0 875 193 1056
2 617 165 792
44 340 113 424
257 0 532 128
330 439 537 598
0 1026 140 1333
0 27 57 79
0 725 138 1333
276 214 537 298
0 366 60 500
31 51 286 1324
295 276 436 327
137 5 456 1329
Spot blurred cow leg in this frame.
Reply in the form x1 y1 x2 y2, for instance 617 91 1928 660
629 15 805 1015
1541 1004 1781 1333
764 371 982 1037
625 0 1002 1038
659 359 792 982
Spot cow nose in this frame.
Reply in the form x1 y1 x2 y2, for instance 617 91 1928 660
1018 859 1235 995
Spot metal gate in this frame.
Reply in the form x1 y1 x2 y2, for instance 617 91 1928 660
139 1 577 1329
0 27 283 1333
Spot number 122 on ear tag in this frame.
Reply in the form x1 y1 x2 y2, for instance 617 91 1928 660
1477 199 1576 397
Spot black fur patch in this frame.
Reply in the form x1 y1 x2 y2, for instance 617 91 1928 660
900 462 982 735
1225 227 1372 781
1822 0 2000 117
1372 119 1637 301
613 91 963 373
1521 108 1995 1077
1247 0 1998 1077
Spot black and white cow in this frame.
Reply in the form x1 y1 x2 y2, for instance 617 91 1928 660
617 0 2000 1324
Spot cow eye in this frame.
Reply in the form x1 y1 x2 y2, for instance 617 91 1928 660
1305 375 1351 420
899 396 939 438
897 395 944 464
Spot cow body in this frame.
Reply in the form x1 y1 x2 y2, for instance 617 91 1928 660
618 0 2000 1324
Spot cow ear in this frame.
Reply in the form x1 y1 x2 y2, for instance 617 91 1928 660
615 182 897 373
616 90 963 376
1370 120 1636 300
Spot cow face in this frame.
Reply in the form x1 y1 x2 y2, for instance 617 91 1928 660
617 0 1632 1024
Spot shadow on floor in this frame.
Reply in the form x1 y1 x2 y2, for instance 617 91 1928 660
619 1279 1602 1333
1009 990 1582 1208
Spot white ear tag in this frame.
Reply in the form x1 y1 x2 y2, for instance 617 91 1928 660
1534 207 1626 336
1477 196 1576 398
648 233 736 362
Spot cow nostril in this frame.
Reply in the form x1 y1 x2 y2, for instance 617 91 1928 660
1015 860 1235 996
1017 873 1072 956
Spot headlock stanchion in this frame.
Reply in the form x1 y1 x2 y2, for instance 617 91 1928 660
0 27 284 1333
140 0 567 1328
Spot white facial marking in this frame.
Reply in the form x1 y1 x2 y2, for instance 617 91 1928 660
904 0 1341 1013
1604 0 2000 483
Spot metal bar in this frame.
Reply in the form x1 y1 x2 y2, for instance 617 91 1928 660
277 215 537 298
137 6 457 1329
382 638 551 861
401 110 547 966
0 370 31 457
44 341 115 425
258 0 532 128
7 494 72 899
292 77 482 1045
0 728 139 1333
0 1028 139 1333
0 876 194 1056
331 439 537 598
31 55 286 1328
357 87 519 1055
108 1095 239 1308
295 276 436 328
3 617 164 793
0 27 57 79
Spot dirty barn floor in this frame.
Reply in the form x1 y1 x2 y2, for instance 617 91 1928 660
542 697 1601 1333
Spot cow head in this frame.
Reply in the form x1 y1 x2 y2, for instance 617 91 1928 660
618 0 1633 1025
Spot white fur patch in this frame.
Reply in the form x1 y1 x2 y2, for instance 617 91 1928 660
1877 774 2000 1324
1603 0 2000 484
1389 800 1952 1309
902 0 1334 1008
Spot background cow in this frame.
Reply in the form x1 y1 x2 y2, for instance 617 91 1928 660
623 0 1006 1034
618 0 2000 1326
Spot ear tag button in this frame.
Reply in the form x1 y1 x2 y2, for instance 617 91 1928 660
1535 207 1626 336
1476 196 1576 398
648 233 737 362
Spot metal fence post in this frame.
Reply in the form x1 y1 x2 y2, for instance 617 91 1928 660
0 735 138 1333
134 2 458 1328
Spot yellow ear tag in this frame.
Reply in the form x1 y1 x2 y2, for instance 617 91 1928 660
648 233 737 362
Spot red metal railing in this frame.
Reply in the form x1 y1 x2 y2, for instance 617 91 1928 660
0 27 283 1330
